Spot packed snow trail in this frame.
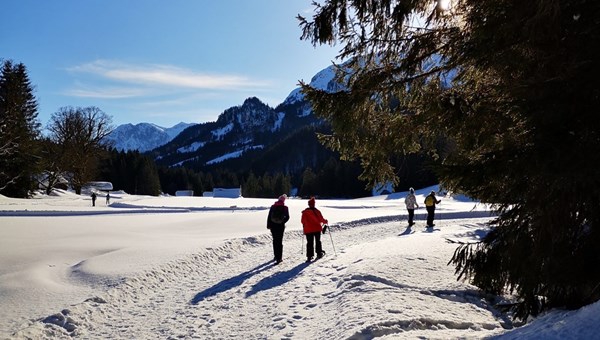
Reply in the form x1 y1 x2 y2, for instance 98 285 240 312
13 217 509 339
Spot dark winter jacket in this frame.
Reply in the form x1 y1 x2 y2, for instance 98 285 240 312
267 201 289 230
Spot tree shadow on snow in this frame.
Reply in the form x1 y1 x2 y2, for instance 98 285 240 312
244 262 311 298
190 260 275 305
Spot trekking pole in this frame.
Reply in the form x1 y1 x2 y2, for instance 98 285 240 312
326 225 337 255
301 232 304 254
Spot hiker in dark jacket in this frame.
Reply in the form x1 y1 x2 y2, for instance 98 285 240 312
424 190 441 227
301 197 328 262
267 194 290 264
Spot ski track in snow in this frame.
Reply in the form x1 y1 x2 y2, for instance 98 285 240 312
11 217 508 339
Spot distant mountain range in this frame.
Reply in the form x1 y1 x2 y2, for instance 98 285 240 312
104 63 436 193
106 122 196 152
106 64 342 171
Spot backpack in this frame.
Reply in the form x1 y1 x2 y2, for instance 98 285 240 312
424 195 435 207
270 206 286 224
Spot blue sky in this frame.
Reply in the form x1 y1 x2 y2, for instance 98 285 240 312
1 1 340 128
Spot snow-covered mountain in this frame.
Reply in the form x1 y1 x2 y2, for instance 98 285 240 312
105 62 345 159
106 122 195 152
150 64 347 172
150 97 290 167
104 62 347 176
103 64 343 156
283 63 348 106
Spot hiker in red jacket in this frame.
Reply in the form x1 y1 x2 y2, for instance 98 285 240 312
301 197 328 263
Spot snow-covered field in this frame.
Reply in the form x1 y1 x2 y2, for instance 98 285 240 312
1 186 598 339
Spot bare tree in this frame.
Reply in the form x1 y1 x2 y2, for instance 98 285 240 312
47 106 114 194
0 137 19 192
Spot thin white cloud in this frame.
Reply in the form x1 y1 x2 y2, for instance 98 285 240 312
137 93 221 108
64 86 149 99
68 60 270 90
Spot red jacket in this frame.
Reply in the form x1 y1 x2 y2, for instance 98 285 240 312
301 207 328 234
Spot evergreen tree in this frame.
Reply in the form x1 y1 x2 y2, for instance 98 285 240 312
299 167 317 197
0 60 41 197
134 156 161 196
157 167 205 196
299 0 600 319
242 172 260 198
317 157 340 197
187 169 205 196
212 168 240 188
258 173 275 198
100 150 161 196
273 172 292 197
158 167 188 195
203 172 214 193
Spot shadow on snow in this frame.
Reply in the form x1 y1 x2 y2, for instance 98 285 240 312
245 262 311 298
399 226 415 236
190 261 311 304
190 260 275 305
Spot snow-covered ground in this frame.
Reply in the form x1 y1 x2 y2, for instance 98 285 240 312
0 186 598 339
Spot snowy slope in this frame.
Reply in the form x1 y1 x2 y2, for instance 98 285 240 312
1 189 598 339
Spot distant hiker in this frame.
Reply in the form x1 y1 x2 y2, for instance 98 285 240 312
301 197 328 263
106 192 110 205
405 187 419 226
267 194 290 264
91 192 97 207
424 190 441 227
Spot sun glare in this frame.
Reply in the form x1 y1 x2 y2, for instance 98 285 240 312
438 0 451 11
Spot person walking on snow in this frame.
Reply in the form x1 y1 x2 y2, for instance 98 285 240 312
301 197 328 263
106 192 110 205
91 192 97 207
424 190 441 227
405 187 419 226
267 194 290 264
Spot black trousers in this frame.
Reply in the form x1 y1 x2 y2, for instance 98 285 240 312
271 228 284 261
305 232 322 258
407 209 415 225
426 206 435 226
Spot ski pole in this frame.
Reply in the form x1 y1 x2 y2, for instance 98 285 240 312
326 225 337 255
301 232 304 254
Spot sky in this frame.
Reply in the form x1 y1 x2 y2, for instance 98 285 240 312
1 1 340 128
1 186 596 338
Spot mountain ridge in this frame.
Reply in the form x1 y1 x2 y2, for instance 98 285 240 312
107 63 342 156
106 121 196 152
103 62 437 196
